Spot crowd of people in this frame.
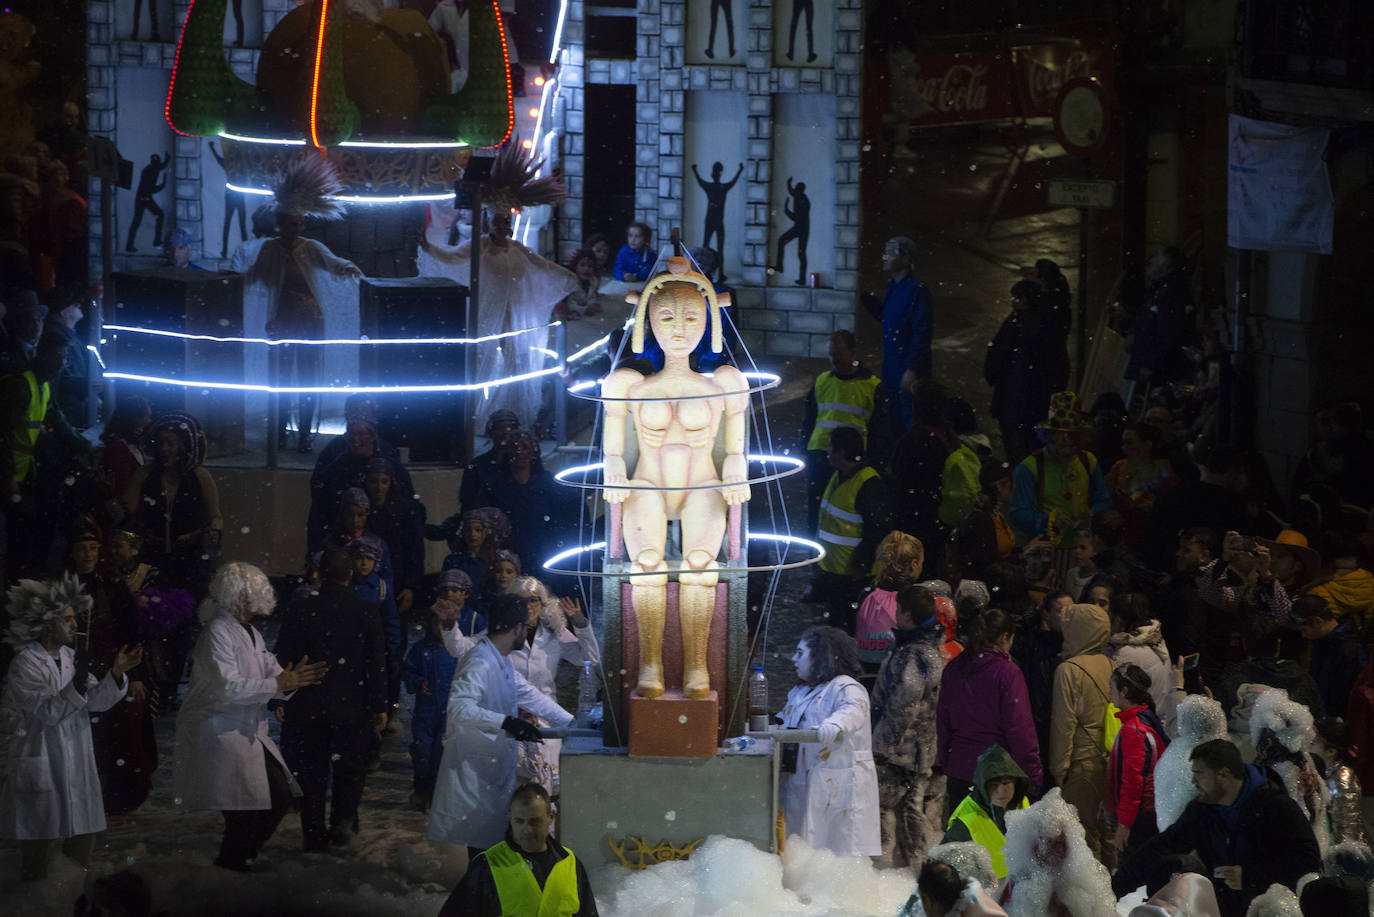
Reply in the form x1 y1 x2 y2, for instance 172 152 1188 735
0 222 1372 917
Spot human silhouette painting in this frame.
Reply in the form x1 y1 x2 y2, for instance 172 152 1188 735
208 141 247 259
704 0 735 59
786 0 816 63
691 161 742 280
125 153 170 253
773 177 810 286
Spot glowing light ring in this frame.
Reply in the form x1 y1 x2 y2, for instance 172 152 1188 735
218 133 308 146
541 533 825 577
218 133 469 150
225 182 457 204
103 363 562 394
566 371 781 403
104 322 559 347
552 455 805 492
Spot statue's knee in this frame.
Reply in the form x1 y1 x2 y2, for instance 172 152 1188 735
679 550 720 588
685 549 716 571
634 548 665 571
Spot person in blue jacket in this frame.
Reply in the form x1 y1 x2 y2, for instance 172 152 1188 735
862 236 933 436
348 533 401 774
612 222 656 282
403 599 465 810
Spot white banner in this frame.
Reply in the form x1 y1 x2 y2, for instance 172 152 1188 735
1227 114 1333 254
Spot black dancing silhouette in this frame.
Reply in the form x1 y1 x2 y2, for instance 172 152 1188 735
125 153 170 253
230 0 245 46
773 177 810 286
691 161 743 280
131 0 161 41
207 142 247 259
704 0 735 59
786 0 816 63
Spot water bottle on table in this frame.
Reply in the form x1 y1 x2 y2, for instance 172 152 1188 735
748 666 770 732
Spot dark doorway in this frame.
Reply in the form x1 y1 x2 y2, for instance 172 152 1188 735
582 84 636 242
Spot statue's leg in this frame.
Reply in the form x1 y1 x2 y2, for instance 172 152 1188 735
679 491 728 699
624 493 668 698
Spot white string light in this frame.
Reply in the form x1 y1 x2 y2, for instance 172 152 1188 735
540 533 825 577
103 362 563 394
552 455 805 491
225 182 457 204
103 322 560 347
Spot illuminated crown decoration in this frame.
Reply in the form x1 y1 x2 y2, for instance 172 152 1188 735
626 257 731 356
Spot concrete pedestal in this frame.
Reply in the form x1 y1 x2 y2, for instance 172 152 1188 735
559 735 776 868
628 690 718 758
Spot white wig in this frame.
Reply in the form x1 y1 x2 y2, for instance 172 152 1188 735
1243 884 1301 917
506 575 565 636
1154 695 1229 831
1002 788 1117 917
1250 687 1315 754
4 573 92 647
199 562 276 624
1176 693 1228 742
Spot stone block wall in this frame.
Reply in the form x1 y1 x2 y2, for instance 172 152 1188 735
557 0 863 358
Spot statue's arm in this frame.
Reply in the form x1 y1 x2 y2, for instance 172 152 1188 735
717 367 750 504
601 369 636 503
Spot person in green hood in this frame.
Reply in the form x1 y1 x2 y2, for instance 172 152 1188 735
942 744 1029 879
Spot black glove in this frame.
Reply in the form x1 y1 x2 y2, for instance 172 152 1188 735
501 716 544 743
71 648 91 696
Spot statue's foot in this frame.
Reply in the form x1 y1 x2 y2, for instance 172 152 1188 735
637 664 664 699
683 669 711 699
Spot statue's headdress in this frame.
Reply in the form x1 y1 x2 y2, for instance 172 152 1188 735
626 256 732 356
271 153 346 221
5 572 92 647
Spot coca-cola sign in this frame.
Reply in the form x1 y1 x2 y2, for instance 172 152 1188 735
898 35 1116 129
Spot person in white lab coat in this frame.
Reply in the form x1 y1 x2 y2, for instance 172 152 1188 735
172 563 328 871
778 625 882 858
506 576 601 795
428 594 573 855
0 573 142 880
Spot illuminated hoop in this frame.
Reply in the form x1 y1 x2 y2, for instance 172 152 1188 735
627 256 729 355
103 322 560 347
567 371 781 404
553 455 804 492
540 533 825 578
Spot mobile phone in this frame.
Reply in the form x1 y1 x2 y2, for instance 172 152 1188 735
1181 653 1199 671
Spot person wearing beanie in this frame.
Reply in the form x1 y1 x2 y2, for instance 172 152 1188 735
437 567 484 637
309 406 415 551
313 394 415 495
428 595 574 865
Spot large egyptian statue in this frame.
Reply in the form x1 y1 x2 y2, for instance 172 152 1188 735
602 257 750 699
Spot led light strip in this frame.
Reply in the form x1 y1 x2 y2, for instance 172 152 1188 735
225 182 457 204
86 345 105 370
566 370 782 403
552 454 805 491
103 363 562 394
218 133 468 150
308 0 331 148
103 322 560 347
541 532 825 577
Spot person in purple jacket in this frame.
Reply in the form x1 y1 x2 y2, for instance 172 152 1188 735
935 607 1043 818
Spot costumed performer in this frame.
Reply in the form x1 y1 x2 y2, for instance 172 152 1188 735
418 141 577 431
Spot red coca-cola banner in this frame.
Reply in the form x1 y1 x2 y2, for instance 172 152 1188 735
905 35 1116 128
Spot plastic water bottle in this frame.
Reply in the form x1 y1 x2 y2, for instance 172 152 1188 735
748 666 770 732
576 661 600 725
722 736 757 752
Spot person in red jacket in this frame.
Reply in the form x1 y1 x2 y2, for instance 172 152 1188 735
1105 663 1168 856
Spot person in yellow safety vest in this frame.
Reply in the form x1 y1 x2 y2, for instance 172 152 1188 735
0 328 91 575
942 744 1030 880
813 425 891 633
438 782 599 917
800 329 885 531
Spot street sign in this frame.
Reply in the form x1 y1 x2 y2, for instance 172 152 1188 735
1048 178 1115 209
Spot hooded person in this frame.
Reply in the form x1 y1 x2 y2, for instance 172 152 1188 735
942 745 1030 880
171 563 328 870
1154 694 1228 830
1048 602 1113 862
417 146 577 431
1107 592 1172 712
998 787 1118 917
0 574 140 880
236 154 363 451
428 593 574 855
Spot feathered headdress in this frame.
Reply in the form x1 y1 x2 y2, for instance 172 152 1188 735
5 573 93 648
272 153 347 221
481 137 567 215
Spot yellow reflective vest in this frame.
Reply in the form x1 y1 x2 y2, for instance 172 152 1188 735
818 466 878 575
11 371 49 483
807 371 880 451
946 792 1027 878
486 840 581 917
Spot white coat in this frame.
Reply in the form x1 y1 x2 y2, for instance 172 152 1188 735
172 614 295 811
779 675 882 857
509 618 601 793
427 636 572 848
0 643 127 840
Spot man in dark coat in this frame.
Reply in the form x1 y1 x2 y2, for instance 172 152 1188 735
275 544 388 850
439 783 598 917
1111 739 1321 917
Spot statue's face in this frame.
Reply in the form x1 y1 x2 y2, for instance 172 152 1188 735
649 284 707 359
